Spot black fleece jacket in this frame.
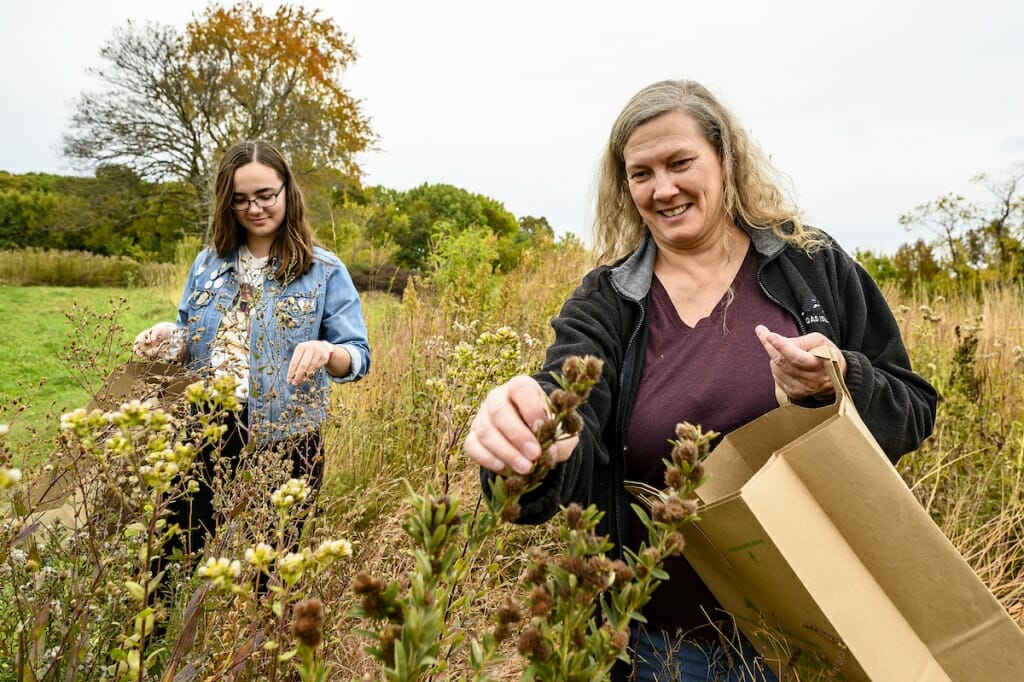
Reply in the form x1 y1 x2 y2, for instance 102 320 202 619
486 228 938 555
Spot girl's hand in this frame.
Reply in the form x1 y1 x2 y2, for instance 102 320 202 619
133 323 180 360
287 340 336 386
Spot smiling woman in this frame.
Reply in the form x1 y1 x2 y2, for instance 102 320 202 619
465 78 938 682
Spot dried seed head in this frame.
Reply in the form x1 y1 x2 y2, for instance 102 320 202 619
290 598 325 649
525 554 548 584
562 411 584 436
561 356 584 384
352 571 386 596
652 495 687 523
529 585 554 616
352 571 395 620
494 622 513 643
557 555 586 578
380 623 401 665
671 439 700 467
517 625 551 660
583 355 603 382
500 501 522 523
612 560 634 585
585 555 614 589
664 466 684 490
602 623 630 651
550 388 582 413
675 422 701 442
497 595 522 624
665 531 686 555
564 503 584 530
688 461 706 484
534 418 558 446
503 474 527 496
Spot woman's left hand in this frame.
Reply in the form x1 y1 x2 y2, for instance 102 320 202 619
286 340 334 386
755 325 848 400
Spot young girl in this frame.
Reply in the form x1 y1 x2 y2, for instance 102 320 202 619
134 139 370 553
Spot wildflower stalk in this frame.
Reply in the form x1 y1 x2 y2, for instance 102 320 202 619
485 354 604 524
502 422 713 680
291 597 328 682
53 376 243 681
352 355 603 681
506 411 714 680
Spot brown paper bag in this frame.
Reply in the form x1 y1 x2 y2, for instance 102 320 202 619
27 361 194 516
679 347 1024 681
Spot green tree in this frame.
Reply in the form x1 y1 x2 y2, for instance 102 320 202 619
891 239 945 291
0 169 192 261
0 186 56 249
365 183 520 270
63 2 373 207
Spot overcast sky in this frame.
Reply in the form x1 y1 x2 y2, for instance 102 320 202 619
2 0 1021 254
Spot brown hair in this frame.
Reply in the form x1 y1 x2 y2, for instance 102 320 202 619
594 80 824 264
210 140 315 282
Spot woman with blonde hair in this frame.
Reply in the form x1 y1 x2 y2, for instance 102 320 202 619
466 80 936 680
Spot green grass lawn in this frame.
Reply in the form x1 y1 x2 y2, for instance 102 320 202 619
0 285 397 468
0 285 178 466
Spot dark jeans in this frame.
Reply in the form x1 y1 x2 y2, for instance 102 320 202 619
165 410 324 560
631 626 778 682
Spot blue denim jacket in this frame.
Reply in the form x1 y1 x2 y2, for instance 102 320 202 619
176 246 370 441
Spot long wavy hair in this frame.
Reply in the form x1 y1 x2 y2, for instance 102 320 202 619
594 80 824 264
210 140 315 282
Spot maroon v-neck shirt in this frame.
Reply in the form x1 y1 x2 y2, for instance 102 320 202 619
625 242 799 634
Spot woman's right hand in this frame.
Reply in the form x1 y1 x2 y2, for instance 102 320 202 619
465 375 579 475
133 323 179 360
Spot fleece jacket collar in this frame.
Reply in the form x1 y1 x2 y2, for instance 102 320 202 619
608 224 789 302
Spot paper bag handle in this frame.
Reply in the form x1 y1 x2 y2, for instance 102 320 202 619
773 344 850 408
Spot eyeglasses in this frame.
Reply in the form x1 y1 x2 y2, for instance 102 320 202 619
231 184 285 211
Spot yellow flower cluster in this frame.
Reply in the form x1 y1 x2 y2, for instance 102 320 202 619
197 556 243 591
241 537 352 586
138 443 196 494
313 538 353 566
271 478 310 513
277 551 307 586
0 467 21 489
245 541 276 571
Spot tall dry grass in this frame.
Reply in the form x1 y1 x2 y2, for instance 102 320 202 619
893 286 1024 625
0 248 179 288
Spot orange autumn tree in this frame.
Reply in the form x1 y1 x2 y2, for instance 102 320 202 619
64 2 374 211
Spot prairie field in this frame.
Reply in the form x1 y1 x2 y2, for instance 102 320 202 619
1 241 1022 680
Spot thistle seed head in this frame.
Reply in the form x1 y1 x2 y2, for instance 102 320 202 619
290 598 325 649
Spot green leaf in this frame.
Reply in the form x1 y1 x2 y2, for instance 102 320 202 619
124 580 146 603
